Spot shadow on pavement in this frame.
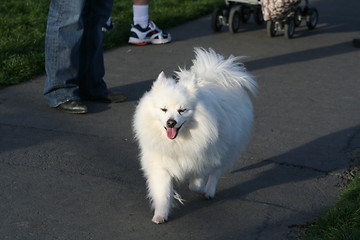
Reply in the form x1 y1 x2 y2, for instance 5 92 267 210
246 41 360 71
169 125 360 223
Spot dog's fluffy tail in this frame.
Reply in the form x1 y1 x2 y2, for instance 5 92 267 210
178 48 258 96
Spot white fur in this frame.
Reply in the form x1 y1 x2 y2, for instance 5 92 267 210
133 48 257 224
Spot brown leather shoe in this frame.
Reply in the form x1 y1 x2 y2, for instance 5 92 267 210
56 100 88 114
83 92 126 103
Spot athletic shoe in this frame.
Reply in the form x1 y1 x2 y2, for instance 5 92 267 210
129 20 171 45
102 18 114 32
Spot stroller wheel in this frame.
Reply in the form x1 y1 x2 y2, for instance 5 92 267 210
306 8 318 30
284 18 295 39
294 6 302 27
229 7 241 33
211 8 224 32
266 21 276 37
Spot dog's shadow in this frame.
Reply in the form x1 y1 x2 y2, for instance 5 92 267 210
169 125 360 222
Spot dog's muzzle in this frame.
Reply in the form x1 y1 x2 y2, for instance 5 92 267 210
165 119 182 139
166 119 177 128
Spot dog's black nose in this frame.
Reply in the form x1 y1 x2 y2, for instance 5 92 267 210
166 119 177 128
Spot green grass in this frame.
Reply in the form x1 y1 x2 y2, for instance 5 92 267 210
0 0 224 87
301 171 360 240
0 0 48 87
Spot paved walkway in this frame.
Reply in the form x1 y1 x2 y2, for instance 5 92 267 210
1 0 359 239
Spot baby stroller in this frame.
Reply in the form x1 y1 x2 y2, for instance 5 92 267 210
211 0 318 39
211 0 263 33
262 0 319 39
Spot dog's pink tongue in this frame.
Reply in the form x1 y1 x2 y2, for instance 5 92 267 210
166 128 177 139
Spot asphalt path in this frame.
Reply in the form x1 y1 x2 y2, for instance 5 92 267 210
1 0 359 239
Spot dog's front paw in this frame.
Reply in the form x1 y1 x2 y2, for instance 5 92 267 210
152 215 168 224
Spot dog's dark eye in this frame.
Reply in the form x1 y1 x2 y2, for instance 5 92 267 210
178 109 186 114
161 108 167 113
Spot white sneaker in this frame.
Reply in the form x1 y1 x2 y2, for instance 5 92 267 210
128 20 171 45
102 18 114 32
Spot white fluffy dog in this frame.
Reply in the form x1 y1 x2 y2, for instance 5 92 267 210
133 48 257 224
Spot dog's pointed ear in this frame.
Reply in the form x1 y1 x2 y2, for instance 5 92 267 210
152 71 175 89
181 74 198 94
157 71 167 81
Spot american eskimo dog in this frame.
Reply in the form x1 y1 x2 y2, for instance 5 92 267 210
133 48 257 224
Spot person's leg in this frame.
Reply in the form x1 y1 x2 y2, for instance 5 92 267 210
78 0 114 98
102 17 114 32
43 0 86 107
133 0 149 29
133 0 148 4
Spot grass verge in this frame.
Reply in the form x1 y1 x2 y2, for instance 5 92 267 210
301 170 360 240
0 0 224 87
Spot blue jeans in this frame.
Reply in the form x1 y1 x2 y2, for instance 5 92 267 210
44 0 113 107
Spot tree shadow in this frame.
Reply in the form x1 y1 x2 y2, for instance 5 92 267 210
245 41 359 71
